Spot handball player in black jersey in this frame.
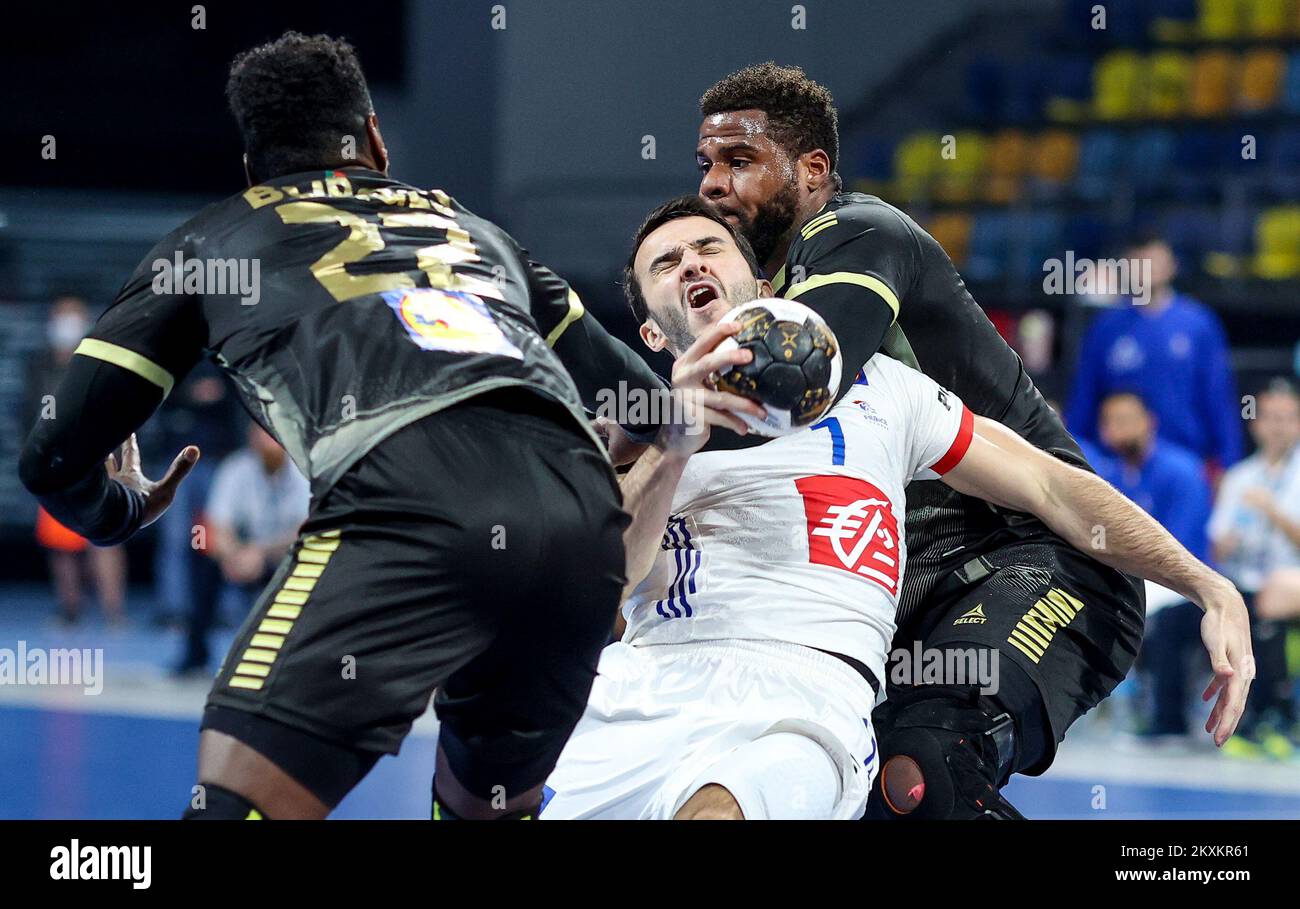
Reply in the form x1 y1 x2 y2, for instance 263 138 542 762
16 32 723 821
683 64 1253 817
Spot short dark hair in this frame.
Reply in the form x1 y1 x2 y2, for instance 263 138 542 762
1100 389 1150 411
1259 377 1300 402
226 31 374 181
1123 226 1170 252
700 62 840 186
623 195 762 324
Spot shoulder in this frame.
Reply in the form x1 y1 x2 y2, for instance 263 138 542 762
1218 456 1256 489
862 354 946 413
213 449 256 482
1157 441 1206 480
1086 304 1130 332
127 198 237 277
799 193 917 243
1172 295 1225 331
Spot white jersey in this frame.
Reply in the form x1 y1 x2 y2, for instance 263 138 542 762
622 354 973 690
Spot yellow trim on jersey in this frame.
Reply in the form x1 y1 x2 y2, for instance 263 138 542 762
784 272 901 319
1006 588 1085 664
802 219 839 242
228 531 341 694
800 211 837 240
770 265 788 294
545 288 585 347
74 339 174 397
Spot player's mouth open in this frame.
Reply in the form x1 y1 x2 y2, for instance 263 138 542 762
685 280 720 310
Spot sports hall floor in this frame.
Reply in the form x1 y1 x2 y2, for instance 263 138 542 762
1 585 1297 820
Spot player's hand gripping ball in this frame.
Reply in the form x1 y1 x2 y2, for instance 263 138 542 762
712 298 842 436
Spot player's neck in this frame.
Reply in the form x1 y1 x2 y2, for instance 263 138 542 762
765 187 837 274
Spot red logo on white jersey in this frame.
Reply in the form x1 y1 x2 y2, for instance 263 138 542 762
795 475 900 594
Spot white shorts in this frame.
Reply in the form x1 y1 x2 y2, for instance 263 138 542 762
540 639 879 820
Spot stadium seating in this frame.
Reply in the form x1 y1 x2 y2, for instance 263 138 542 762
853 0 1300 284
1252 206 1300 279
1237 47 1286 111
1188 49 1236 117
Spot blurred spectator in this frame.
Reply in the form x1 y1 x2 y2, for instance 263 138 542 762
1209 378 1300 757
22 296 126 627
1067 231 1243 477
152 361 243 629
1096 391 1212 561
176 423 309 674
1094 390 1214 741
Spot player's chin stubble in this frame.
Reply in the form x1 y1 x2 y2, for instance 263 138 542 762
738 178 801 265
665 276 761 358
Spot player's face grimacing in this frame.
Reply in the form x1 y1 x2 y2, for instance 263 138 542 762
696 110 804 265
633 215 771 357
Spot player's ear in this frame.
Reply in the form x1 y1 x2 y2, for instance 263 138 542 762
758 278 774 297
640 319 667 352
366 113 389 174
800 149 832 193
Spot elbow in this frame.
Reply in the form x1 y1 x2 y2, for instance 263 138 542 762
18 431 83 498
18 435 56 497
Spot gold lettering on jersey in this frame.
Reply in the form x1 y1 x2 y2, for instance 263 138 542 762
272 198 490 304
325 174 352 197
1006 587 1085 664
243 185 284 209
276 201 416 302
246 172 444 212
380 212 477 258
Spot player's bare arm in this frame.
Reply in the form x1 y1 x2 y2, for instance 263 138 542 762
618 320 764 598
942 415 1255 745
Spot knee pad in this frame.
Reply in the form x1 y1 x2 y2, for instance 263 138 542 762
867 690 1024 820
182 783 267 820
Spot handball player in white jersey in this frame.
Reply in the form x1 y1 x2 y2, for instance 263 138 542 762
541 197 1252 820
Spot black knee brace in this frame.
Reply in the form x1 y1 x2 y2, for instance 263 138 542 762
867 688 1024 820
181 783 267 820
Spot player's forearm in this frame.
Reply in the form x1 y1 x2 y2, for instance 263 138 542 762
21 459 145 547
1040 462 1234 609
17 355 162 545
617 444 689 598
790 285 894 395
553 315 667 442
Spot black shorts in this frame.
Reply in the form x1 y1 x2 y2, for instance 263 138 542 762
892 520 1146 773
203 389 628 800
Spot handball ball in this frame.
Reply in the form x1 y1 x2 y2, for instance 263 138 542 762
713 298 842 437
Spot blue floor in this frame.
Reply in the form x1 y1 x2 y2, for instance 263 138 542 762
1 583 1298 819
0 704 436 820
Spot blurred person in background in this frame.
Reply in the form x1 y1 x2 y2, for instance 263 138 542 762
176 422 309 676
22 296 126 627
1210 378 1300 758
1047 396 1113 476
1067 231 1243 481
153 361 244 631
1094 390 1214 742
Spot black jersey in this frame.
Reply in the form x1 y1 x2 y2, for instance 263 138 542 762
81 167 664 498
773 193 1088 620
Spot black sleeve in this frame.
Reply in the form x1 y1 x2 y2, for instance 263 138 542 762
776 200 921 400
17 257 206 545
523 255 668 442
19 356 162 545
